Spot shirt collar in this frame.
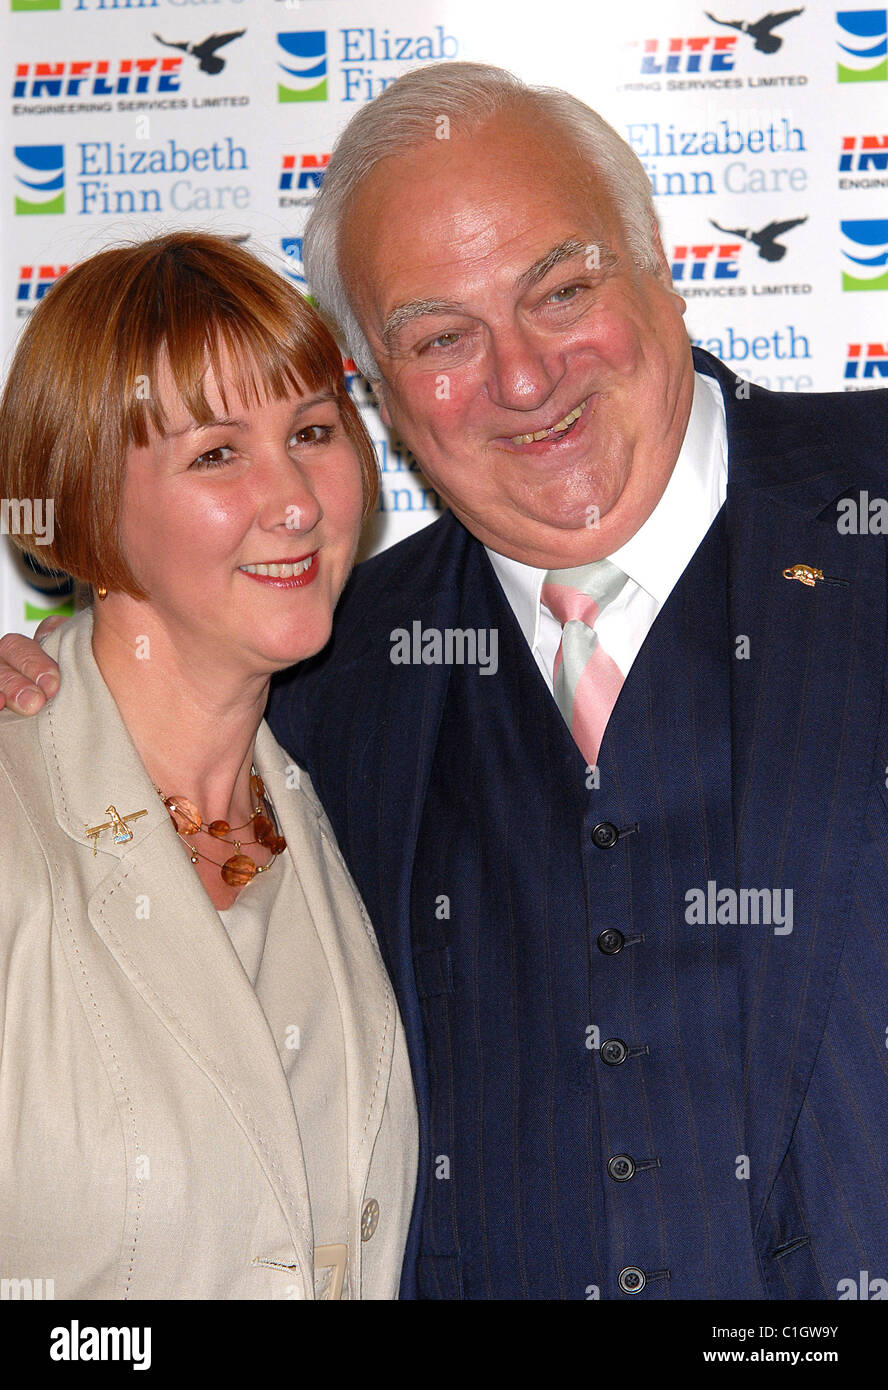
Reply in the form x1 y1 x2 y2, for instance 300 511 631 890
607 370 727 604
485 369 728 647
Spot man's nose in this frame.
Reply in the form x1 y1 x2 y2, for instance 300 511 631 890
487 325 561 411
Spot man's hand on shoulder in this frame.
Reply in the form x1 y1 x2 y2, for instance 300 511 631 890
0 614 66 713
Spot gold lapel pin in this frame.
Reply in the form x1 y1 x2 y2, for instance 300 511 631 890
85 804 148 856
782 564 848 588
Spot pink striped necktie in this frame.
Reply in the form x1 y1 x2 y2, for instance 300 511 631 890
541 559 629 768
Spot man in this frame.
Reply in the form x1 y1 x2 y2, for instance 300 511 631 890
3 63 888 1300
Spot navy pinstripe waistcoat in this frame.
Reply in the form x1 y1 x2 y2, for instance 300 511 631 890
268 348 888 1299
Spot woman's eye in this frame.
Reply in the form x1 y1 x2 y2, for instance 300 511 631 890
290 424 334 445
191 445 234 469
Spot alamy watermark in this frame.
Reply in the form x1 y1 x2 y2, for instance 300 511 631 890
685 880 793 935
0 497 54 545
389 622 498 675
837 1270 887 1299
49 1321 151 1370
1 1276 54 1299
837 492 888 534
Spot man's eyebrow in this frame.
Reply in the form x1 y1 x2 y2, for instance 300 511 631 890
380 241 618 350
382 299 464 351
516 238 617 291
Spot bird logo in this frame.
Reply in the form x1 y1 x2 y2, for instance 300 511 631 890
704 9 804 54
709 216 807 261
153 31 246 76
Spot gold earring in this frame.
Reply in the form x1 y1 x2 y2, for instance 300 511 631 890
96 585 108 600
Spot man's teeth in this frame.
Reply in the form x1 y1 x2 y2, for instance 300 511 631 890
511 398 588 445
239 556 315 578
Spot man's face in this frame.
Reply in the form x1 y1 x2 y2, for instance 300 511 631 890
340 109 696 569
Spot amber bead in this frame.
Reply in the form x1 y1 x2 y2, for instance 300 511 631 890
221 854 257 887
207 820 230 838
266 834 287 856
250 773 265 801
165 796 201 835
253 815 274 845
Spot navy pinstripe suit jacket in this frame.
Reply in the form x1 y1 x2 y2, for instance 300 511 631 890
268 349 888 1299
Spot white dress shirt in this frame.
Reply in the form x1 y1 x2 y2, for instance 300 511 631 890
486 371 728 692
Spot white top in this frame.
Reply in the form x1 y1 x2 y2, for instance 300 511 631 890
486 372 728 690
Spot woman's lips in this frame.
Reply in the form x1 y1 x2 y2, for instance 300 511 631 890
238 552 319 587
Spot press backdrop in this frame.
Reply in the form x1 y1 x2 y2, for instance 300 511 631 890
2 0 886 626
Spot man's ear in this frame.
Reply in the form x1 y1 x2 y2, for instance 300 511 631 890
648 216 686 314
649 217 672 287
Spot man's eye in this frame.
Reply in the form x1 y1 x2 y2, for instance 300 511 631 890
191 445 234 469
290 424 334 445
419 331 462 353
547 285 582 303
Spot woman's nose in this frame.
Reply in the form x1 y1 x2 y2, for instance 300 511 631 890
255 452 323 535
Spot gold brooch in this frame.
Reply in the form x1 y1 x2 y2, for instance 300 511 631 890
782 564 847 588
85 804 148 856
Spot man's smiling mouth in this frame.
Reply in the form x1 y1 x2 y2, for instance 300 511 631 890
509 398 589 446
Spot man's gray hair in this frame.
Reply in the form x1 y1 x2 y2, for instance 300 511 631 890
302 61 661 379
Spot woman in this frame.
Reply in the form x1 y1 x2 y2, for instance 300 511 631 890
0 231 417 1299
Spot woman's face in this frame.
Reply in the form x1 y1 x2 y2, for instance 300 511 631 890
115 349 366 675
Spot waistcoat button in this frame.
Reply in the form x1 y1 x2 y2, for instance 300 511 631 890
618 1266 646 1294
597 929 625 955
591 821 620 848
607 1154 636 1182
601 1038 629 1066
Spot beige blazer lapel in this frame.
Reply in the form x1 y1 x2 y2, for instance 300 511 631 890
37 611 317 1289
253 723 398 1287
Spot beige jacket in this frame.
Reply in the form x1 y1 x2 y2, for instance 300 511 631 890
0 610 417 1299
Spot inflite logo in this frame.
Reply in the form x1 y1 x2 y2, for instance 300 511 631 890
280 153 329 192
13 57 182 99
837 9 888 81
845 342 888 378
671 217 806 282
280 237 305 285
11 0 59 9
841 219 888 289
277 32 327 102
710 216 806 261
14 146 64 215
705 9 804 53
153 31 244 76
635 35 737 74
840 133 888 169
17 263 68 302
672 242 742 280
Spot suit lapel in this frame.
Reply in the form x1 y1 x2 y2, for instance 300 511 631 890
301 514 482 1297
703 352 888 1222
252 722 399 1263
84 831 316 1263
